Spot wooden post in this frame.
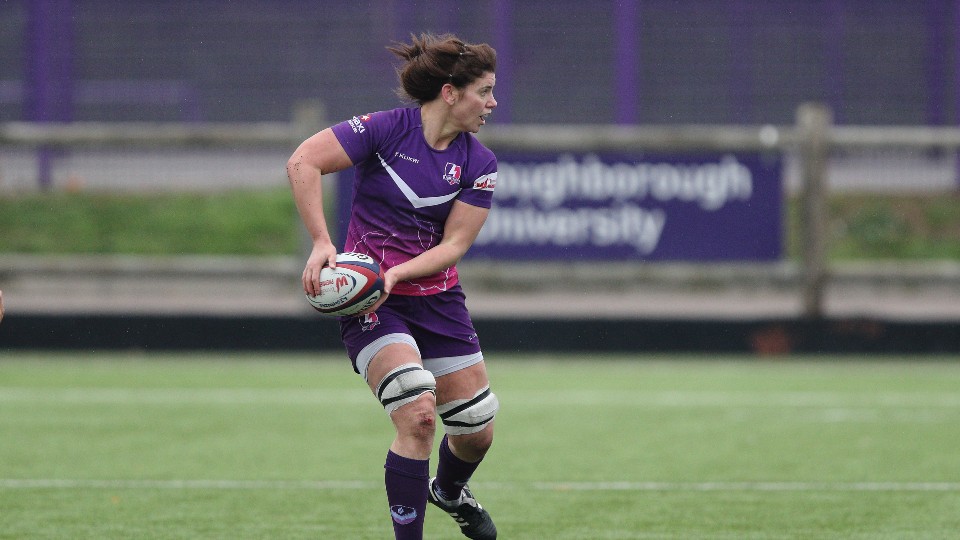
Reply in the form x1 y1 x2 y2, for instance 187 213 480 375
796 103 832 319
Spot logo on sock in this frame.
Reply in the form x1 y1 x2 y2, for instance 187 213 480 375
390 505 418 525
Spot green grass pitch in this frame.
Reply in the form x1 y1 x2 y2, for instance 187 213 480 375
1 352 959 539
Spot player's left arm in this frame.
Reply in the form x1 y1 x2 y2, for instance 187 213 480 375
382 201 489 293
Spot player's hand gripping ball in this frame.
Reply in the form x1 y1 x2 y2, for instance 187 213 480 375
305 252 384 316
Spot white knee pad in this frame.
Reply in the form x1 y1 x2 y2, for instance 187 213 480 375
437 386 499 435
376 363 437 414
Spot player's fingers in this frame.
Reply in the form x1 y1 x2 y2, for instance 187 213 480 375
303 267 319 297
382 271 398 296
302 269 311 296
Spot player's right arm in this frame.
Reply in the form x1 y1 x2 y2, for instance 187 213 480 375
286 128 354 297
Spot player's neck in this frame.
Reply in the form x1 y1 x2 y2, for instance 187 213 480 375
419 103 458 151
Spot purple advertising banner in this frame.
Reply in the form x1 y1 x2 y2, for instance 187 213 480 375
466 152 783 261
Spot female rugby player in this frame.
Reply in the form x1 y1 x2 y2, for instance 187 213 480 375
287 32 500 540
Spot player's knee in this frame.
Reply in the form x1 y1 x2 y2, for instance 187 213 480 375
395 392 437 442
437 386 499 437
376 363 436 414
376 364 438 441
454 423 494 457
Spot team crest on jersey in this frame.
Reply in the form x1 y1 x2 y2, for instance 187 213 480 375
442 162 462 185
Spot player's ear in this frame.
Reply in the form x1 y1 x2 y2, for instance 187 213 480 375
441 83 459 105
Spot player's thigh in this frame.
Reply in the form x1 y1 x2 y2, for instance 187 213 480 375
434 360 490 404
365 341 425 395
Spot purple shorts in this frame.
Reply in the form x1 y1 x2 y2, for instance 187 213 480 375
339 284 483 380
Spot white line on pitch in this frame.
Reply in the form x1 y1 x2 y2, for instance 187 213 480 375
0 479 374 490
0 388 370 405
526 481 960 492
3 479 960 492
2 388 960 408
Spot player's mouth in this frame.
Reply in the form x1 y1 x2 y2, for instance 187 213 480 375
479 112 491 125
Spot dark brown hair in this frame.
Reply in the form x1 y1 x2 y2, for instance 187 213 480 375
387 33 497 104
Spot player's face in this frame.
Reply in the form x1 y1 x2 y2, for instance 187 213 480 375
454 71 496 133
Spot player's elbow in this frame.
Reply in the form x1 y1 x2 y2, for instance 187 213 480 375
285 153 306 183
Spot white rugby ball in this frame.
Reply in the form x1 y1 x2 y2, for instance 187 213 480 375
305 252 384 316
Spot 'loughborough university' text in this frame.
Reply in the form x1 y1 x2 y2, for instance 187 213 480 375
475 154 755 256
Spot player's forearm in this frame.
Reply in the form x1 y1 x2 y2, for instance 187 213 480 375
389 202 486 282
389 243 466 284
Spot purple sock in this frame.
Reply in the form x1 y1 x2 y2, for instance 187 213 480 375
384 450 429 539
433 435 482 501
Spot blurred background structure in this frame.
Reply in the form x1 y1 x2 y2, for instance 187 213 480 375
3 0 959 126
1 1 959 353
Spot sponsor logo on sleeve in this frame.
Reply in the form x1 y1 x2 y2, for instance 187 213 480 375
472 172 497 191
347 116 365 134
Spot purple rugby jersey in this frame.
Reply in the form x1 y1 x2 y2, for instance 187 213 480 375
331 107 497 296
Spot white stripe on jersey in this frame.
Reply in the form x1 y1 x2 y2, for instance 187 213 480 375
377 153 461 208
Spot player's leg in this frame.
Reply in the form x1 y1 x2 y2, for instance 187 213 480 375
407 285 498 539
365 341 438 459
433 361 496 493
425 359 499 540
344 306 438 540
361 340 437 540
